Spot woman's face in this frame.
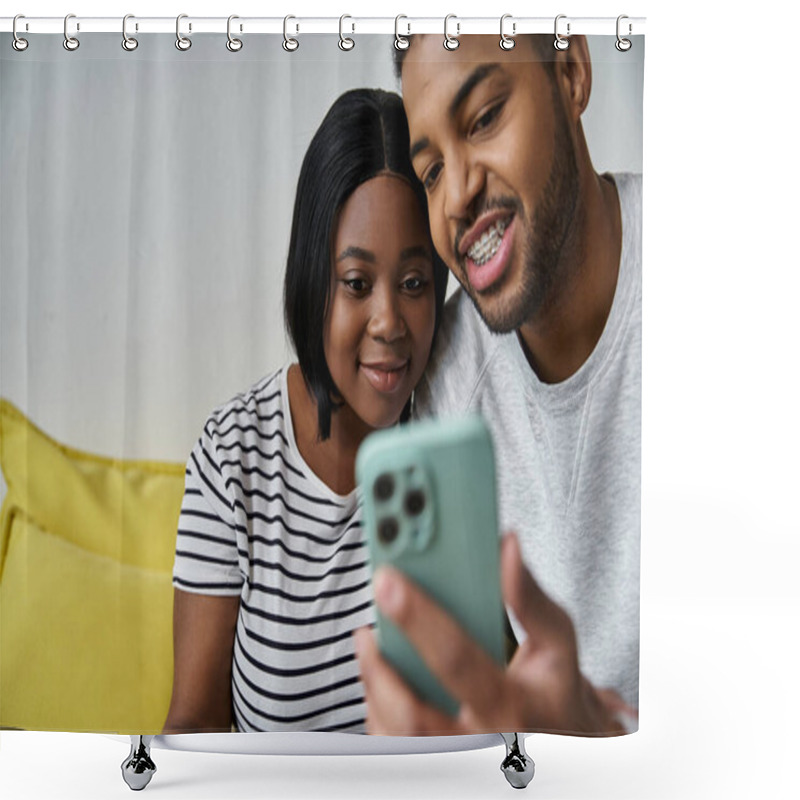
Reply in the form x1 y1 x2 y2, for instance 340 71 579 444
324 174 436 432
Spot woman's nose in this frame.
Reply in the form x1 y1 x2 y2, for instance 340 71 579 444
367 286 407 343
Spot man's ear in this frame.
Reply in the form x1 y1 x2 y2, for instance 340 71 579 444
555 35 592 121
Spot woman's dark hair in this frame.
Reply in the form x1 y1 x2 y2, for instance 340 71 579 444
284 88 448 441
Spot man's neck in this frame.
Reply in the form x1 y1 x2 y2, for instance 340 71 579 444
518 171 622 384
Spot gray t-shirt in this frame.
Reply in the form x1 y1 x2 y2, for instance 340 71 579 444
416 173 642 711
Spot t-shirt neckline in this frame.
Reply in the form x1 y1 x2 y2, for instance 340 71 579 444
279 364 360 508
510 172 640 406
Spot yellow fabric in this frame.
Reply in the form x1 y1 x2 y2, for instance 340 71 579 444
0 399 185 732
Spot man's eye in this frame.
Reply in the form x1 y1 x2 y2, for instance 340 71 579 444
423 163 442 191
473 102 504 134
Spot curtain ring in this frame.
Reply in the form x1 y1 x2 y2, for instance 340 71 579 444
227 15 243 52
615 15 632 52
122 14 138 51
443 14 460 51
12 14 29 52
394 15 410 51
283 15 299 52
175 14 192 51
339 15 355 51
553 14 570 51
63 13 80 51
499 14 515 51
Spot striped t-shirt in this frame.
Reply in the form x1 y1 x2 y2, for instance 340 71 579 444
172 365 375 733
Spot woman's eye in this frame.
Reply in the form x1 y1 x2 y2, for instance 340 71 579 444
472 102 504 135
343 277 367 293
423 163 442 192
402 276 427 292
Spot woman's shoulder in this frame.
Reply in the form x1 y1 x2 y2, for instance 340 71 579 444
202 366 290 445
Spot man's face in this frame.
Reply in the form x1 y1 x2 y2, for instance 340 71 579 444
401 35 580 333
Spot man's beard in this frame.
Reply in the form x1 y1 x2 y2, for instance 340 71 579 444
454 98 580 334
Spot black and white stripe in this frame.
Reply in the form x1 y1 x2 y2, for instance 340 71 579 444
173 366 375 733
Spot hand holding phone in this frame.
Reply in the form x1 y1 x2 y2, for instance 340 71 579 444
356 415 506 716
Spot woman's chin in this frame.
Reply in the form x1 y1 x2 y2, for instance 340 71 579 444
357 401 410 432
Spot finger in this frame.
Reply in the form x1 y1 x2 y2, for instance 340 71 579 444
596 687 639 719
501 533 576 652
353 627 458 736
372 567 510 726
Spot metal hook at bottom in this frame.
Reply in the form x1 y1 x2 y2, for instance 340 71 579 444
500 733 535 790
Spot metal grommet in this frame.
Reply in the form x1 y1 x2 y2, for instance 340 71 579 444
615 15 632 52
12 14 29 52
443 14 460 51
339 14 355 51
63 13 80 51
227 15 243 52
175 14 192 51
553 14 570 51
122 14 138 51
394 14 410 51
283 15 299 52
499 14 515 51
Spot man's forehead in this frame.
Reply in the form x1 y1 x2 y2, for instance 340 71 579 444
402 34 543 76
402 36 491 114
400 34 543 106
405 33 504 63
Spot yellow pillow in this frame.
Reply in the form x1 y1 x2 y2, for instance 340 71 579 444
0 399 185 732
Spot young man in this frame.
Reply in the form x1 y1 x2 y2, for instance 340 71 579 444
355 34 641 736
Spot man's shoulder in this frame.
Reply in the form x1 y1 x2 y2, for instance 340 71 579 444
416 290 510 416
612 172 642 229
612 172 643 285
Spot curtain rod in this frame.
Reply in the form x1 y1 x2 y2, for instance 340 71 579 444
0 16 646 36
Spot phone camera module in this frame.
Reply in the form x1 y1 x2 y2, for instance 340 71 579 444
374 473 395 502
404 488 426 517
378 517 399 545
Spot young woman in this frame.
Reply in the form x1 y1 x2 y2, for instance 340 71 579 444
163 89 447 734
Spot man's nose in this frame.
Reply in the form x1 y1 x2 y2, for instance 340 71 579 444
444 154 485 223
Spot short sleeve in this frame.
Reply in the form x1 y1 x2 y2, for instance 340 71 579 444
172 431 244 597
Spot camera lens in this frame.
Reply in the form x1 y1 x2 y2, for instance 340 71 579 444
378 517 399 545
404 488 426 517
374 473 395 502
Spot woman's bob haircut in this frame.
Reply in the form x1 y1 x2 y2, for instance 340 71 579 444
284 88 448 441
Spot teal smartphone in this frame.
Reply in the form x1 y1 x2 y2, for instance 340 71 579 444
356 415 506 717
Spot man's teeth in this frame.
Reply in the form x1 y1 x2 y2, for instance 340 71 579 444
467 219 509 266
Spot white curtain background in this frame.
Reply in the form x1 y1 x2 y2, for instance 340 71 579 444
0 33 643 481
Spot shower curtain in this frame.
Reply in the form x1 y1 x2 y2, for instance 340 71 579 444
0 21 644 741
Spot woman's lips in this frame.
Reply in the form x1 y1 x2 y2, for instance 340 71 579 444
360 361 409 394
465 215 516 294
